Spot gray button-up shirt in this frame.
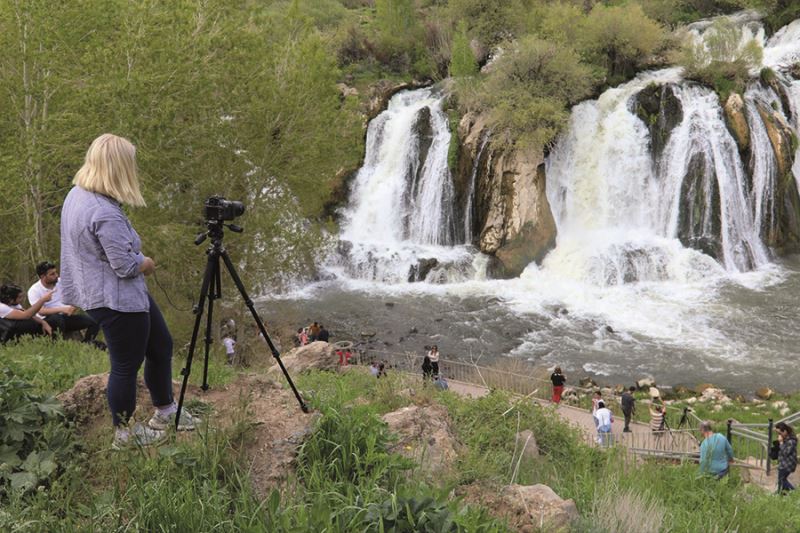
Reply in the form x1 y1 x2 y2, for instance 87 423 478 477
60 186 149 312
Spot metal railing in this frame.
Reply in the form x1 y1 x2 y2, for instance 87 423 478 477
343 346 788 473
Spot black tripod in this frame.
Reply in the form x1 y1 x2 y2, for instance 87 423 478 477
176 220 309 430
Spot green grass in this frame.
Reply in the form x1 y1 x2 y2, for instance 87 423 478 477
3 355 800 532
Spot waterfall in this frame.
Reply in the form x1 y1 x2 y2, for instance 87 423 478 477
341 89 455 246
463 131 490 244
332 88 482 284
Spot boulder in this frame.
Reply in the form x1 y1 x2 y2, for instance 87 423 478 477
456 113 557 278
772 400 789 410
57 373 109 424
472 484 579 533
700 387 731 404
694 383 715 394
579 377 597 389
636 377 655 389
600 387 615 399
382 404 459 475
723 93 750 153
515 429 539 460
756 387 774 400
268 341 339 377
633 83 684 159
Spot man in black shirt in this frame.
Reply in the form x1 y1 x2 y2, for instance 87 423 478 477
621 386 636 432
317 325 330 342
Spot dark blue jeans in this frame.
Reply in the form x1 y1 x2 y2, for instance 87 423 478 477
44 312 99 341
88 295 173 427
778 468 795 492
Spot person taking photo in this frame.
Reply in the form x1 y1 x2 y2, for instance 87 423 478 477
60 133 199 450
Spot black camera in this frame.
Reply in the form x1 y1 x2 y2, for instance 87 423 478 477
204 196 245 222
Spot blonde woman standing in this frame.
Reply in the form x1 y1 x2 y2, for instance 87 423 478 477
60 134 198 449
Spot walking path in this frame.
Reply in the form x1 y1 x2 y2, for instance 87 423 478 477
445 378 788 492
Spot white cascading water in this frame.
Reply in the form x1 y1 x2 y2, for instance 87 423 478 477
333 88 482 284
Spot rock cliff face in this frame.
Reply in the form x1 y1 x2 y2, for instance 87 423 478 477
755 102 800 252
455 113 557 278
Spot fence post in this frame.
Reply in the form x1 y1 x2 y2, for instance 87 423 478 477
767 418 773 476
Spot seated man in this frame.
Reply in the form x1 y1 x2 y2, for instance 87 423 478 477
0 284 53 342
28 261 100 343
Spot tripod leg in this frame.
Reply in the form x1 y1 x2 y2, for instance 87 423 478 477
219 250 309 413
177 250 218 430
201 265 221 391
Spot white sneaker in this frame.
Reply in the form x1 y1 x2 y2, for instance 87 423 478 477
148 408 199 431
112 423 167 450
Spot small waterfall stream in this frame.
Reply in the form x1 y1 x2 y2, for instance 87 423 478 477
333 88 482 284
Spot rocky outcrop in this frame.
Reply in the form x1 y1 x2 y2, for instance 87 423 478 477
756 103 800 252
407 257 439 282
632 83 683 159
677 152 723 261
723 93 750 154
268 341 339 377
456 113 557 278
461 483 579 533
382 404 459 475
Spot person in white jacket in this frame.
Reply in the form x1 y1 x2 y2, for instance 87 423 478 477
594 400 614 447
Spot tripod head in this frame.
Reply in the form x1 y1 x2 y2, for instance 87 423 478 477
194 220 244 247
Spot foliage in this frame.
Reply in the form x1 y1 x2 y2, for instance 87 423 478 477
461 36 597 148
449 20 478 78
579 3 668 83
680 16 764 100
0 369 78 495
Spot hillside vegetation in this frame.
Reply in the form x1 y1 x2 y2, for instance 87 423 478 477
1 338 800 531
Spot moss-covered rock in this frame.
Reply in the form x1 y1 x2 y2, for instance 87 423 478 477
723 93 750 154
632 83 683 159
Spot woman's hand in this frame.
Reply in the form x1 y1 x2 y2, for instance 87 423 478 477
139 256 156 276
41 321 53 336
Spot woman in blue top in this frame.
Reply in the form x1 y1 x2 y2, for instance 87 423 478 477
60 134 198 449
699 420 734 479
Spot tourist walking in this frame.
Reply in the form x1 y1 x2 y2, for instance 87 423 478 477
621 386 636 432
591 391 602 428
775 422 797 493
699 420 734 479
550 366 566 404
594 400 613 447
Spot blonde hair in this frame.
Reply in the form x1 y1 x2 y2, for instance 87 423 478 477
73 134 145 207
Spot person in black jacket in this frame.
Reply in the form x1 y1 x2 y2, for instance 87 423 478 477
316 325 330 342
775 422 797 493
621 386 636 432
550 366 566 404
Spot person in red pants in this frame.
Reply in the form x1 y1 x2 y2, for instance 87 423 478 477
550 366 566 403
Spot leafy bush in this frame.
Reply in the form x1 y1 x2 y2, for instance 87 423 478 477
461 36 597 148
579 3 668 83
0 369 78 494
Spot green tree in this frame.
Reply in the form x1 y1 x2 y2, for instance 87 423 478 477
579 3 667 82
449 20 478 78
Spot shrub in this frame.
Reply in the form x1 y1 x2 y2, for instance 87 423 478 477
579 3 668 82
0 369 79 495
463 36 597 148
